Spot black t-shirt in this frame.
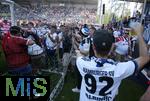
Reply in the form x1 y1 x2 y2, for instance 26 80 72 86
63 34 72 52
123 19 129 28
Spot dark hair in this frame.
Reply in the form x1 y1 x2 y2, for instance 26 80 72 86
60 25 65 28
93 30 115 56
10 26 22 36
83 24 88 28
28 22 34 26
51 25 57 30
74 27 79 31
3 20 8 24
90 26 96 31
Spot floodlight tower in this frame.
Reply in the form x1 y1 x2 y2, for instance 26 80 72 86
97 0 103 25
1 0 16 26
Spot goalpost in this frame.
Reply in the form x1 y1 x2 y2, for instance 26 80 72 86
1 0 16 26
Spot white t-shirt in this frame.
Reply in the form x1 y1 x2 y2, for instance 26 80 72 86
36 27 49 38
27 35 43 55
28 44 43 55
115 36 129 55
76 56 137 101
45 33 57 50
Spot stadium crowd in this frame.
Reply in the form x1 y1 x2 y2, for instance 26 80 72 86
13 6 97 24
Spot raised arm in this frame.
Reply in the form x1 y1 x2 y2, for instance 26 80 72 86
133 23 150 70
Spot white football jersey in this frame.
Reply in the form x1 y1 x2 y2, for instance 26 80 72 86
76 56 137 101
27 35 43 55
28 44 43 55
45 33 57 50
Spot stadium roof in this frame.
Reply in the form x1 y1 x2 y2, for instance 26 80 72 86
2 0 150 8
49 0 98 5
120 0 150 3
11 0 98 5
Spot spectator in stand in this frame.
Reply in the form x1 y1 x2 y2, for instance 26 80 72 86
1 20 11 34
2 26 34 76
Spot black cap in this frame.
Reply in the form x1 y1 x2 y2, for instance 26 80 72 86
93 30 115 53
10 26 22 35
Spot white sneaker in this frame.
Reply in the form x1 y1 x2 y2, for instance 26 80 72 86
72 87 80 93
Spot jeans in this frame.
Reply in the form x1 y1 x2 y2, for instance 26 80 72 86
8 64 32 76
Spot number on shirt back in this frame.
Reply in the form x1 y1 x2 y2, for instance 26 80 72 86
84 74 114 96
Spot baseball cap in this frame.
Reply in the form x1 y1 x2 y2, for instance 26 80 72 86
10 26 22 35
81 27 89 37
93 30 115 52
